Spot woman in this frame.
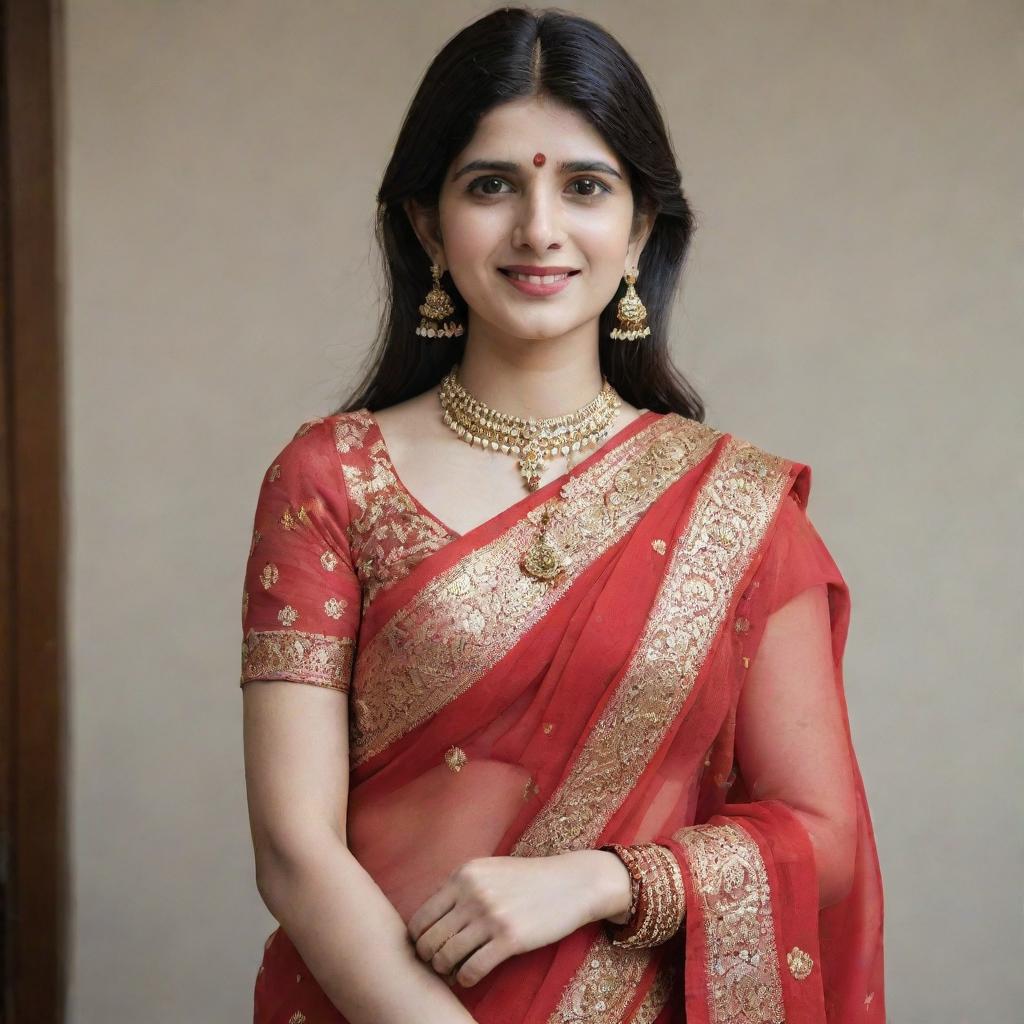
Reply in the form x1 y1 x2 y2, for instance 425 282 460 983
239 7 885 1023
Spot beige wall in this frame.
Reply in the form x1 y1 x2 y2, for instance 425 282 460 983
63 1 1022 1019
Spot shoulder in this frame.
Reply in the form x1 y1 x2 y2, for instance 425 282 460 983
716 433 845 592
658 413 811 507
328 408 377 456
288 409 376 455
262 409 376 474
252 412 379 533
249 414 375 547
717 423 812 509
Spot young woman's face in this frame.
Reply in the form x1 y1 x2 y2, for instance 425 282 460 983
431 95 651 344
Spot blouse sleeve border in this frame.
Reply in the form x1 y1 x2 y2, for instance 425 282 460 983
240 627 354 692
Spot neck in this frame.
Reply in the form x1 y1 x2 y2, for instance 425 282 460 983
455 314 604 419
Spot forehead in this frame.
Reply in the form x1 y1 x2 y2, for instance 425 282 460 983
463 96 617 162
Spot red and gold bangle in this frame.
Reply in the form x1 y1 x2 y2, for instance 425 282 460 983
600 842 686 948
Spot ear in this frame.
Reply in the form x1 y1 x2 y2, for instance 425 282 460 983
403 198 445 266
627 198 656 268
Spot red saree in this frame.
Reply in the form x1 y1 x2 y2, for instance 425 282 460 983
239 408 885 1023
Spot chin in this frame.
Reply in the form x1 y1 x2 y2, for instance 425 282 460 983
505 322 580 343
496 308 584 335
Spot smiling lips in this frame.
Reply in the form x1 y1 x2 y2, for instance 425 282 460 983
499 265 580 296
499 265 581 296
501 264 579 281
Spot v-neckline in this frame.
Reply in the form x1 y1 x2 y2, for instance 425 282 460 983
363 406 660 544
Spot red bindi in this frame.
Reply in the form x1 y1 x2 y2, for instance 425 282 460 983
533 152 546 166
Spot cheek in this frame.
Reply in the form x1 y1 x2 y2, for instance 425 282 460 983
574 216 631 263
440 203 507 261
573 233 630 316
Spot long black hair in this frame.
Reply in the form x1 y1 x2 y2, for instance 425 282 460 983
335 5 705 422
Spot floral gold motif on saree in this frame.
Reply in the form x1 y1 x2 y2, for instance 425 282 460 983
444 745 467 772
512 438 793 857
347 414 720 767
787 945 814 981
673 821 785 1024
332 409 374 453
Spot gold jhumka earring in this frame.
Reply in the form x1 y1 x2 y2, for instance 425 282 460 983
415 262 465 339
609 267 651 341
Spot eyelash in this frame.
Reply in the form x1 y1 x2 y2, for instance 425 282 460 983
465 175 612 199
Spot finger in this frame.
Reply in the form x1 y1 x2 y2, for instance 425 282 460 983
414 905 470 963
430 919 490 978
407 886 457 943
452 936 509 989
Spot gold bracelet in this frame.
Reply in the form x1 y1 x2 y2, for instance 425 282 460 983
600 842 686 948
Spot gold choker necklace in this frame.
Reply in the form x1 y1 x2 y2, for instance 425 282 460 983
436 364 623 492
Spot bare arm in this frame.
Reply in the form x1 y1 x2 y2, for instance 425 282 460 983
243 679 477 1023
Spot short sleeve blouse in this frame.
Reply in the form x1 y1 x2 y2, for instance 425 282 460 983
239 417 362 692
755 487 846 617
732 483 849 677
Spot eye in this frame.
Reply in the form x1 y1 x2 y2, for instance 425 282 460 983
464 175 612 198
466 176 514 196
570 177 611 198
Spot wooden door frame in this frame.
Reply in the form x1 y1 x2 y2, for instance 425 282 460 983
1 0 67 1019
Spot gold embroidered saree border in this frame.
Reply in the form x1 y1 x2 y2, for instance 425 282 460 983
512 437 793 856
240 628 355 691
541 929 679 1024
673 822 785 1024
628 950 679 1024
533 437 792 1024
348 414 720 767
543 929 665 1024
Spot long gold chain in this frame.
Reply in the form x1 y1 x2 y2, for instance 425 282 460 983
436 364 623 492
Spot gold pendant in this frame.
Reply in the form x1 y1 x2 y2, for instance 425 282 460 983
520 506 569 581
518 446 545 492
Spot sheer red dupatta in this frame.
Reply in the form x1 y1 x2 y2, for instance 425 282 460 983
495 434 885 1024
651 473 886 1024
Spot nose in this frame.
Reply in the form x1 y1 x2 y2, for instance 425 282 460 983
510 182 566 254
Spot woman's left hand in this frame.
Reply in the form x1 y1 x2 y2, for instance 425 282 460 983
407 850 616 988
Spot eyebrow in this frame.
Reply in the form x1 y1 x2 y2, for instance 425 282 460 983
451 158 623 182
